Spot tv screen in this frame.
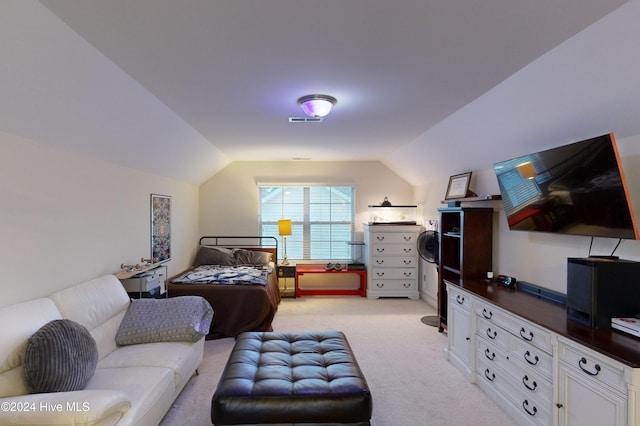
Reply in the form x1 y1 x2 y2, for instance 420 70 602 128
493 133 639 240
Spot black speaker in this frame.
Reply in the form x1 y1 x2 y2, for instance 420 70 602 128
567 257 640 329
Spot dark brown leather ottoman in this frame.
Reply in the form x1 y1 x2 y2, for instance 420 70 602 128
211 331 372 425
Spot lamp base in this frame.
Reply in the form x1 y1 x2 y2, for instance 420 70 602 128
281 259 290 266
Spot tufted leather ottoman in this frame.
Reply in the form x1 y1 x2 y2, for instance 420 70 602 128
211 331 372 425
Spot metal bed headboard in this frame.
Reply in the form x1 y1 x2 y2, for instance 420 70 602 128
198 236 278 259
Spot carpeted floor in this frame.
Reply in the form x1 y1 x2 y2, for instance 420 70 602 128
160 296 516 425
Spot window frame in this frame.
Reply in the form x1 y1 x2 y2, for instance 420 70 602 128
259 185 355 263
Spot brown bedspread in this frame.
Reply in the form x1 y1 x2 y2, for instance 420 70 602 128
167 266 280 339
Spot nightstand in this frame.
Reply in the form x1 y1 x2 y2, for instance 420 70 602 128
277 264 296 298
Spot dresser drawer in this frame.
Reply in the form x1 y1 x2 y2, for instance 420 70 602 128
499 353 553 407
371 268 417 280
509 337 553 381
476 316 509 352
371 257 417 268
448 285 471 311
371 244 416 256
476 337 508 365
558 338 628 394
477 356 552 426
369 279 417 291
474 299 553 354
371 232 417 244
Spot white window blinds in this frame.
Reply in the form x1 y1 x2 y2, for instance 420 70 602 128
259 186 355 262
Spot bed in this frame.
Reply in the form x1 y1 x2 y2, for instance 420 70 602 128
167 236 281 340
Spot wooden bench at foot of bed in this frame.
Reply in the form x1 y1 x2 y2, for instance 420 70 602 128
295 265 367 297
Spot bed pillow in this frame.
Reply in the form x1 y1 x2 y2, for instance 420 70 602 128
233 249 273 265
194 246 235 266
115 296 213 345
23 319 98 393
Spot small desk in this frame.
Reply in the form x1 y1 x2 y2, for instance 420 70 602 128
116 263 168 299
295 266 367 297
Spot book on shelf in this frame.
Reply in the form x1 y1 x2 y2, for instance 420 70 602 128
611 317 640 337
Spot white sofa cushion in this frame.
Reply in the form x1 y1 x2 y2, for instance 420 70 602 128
0 298 62 397
50 275 130 361
0 389 131 425
98 339 204 391
87 367 176 426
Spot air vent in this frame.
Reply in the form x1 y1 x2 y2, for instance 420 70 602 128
288 117 323 123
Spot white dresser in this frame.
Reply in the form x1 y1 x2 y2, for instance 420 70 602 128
445 280 640 426
364 224 421 299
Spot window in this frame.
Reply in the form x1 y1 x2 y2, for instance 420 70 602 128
259 186 355 262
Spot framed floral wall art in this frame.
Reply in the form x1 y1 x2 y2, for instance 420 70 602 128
150 194 171 263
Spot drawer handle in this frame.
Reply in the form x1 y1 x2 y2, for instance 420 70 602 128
484 369 495 381
403 272 413 277
376 260 384 264
482 308 492 319
403 282 411 288
524 351 539 366
456 294 465 305
403 236 412 241
376 236 385 241
376 272 385 277
403 260 413 265
578 357 601 376
522 375 537 391
486 328 497 340
403 248 412 253
522 400 538 417
376 283 384 288
484 348 495 360
520 327 534 341
376 248 385 253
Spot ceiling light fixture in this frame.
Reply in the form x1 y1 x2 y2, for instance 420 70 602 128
297 94 337 118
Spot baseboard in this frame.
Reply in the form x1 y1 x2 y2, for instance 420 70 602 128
420 289 437 309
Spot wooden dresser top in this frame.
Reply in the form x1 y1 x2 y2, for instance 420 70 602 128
456 279 640 367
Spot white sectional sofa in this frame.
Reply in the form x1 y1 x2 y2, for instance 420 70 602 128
0 275 208 426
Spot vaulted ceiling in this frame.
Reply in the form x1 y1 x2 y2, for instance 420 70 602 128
2 1 638 185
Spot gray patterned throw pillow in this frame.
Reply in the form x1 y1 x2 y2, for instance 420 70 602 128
115 296 213 345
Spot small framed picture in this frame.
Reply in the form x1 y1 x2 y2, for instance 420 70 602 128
445 172 472 199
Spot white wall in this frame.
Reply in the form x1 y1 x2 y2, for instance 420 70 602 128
416 134 640 295
0 132 200 307
0 1 229 186
199 161 416 237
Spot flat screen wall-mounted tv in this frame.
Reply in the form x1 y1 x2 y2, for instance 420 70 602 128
493 132 639 240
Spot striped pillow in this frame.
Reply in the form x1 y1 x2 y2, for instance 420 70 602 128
23 319 98 393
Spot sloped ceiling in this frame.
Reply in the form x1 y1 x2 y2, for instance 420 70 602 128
1 0 634 185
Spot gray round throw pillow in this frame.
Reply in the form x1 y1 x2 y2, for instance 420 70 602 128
24 319 98 393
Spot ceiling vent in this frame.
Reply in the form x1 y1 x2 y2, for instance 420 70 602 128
288 117 323 123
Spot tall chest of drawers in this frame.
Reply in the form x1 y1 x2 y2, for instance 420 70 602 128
364 224 421 299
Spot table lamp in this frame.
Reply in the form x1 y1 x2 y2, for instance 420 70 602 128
278 219 292 265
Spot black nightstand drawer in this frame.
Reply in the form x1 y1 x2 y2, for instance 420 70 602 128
278 265 296 278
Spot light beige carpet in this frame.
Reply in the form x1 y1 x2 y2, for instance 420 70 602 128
161 296 516 425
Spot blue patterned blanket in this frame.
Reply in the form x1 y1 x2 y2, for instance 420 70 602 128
170 265 273 285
